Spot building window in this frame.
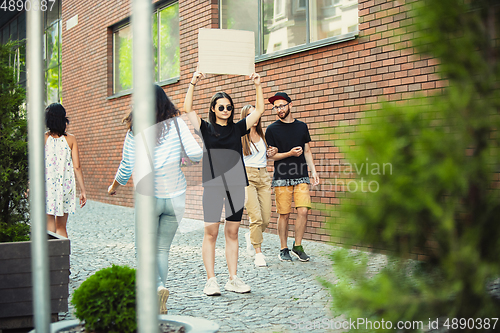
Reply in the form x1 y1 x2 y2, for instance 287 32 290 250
154 3 180 83
1 12 27 89
218 0 259 56
1 1 62 102
274 0 285 18
220 0 358 60
296 0 306 11
112 1 180 95
113 25 132 93
45 0 62 104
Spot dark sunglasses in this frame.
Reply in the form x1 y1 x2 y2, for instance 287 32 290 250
217 105 233 112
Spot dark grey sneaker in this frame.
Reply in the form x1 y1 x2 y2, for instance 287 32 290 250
291 242 310 262
279 248 293 262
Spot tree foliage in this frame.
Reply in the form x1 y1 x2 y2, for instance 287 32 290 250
0 41 29 243
325 0 500 331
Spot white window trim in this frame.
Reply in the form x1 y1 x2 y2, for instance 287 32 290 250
274 0 285 19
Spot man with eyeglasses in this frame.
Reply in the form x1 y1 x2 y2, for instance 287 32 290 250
265 92 320 262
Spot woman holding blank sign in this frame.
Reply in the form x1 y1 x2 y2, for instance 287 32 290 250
183 70 265 296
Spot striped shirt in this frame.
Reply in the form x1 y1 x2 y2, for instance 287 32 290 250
115 117 203 198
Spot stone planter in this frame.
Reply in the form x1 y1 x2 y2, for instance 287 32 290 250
0 231 70 331
29 315 219 333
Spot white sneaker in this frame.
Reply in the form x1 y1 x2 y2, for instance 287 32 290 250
254 253 267 267
245 232 255 256
203 277 221 296
157 286 169 314
225 275 251 293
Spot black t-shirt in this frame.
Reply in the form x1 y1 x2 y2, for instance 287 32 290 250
198 118 250 187
265 119 311 187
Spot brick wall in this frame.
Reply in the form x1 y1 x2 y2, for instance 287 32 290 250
61 0 441 244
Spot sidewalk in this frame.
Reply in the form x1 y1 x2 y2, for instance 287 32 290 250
62 200 357 332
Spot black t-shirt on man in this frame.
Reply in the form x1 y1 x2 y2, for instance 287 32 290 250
265 119 311 187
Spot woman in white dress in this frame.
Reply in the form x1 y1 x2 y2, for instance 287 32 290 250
45 103 87 238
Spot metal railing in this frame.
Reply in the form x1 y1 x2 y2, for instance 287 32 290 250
27 5 50 333
131 0 157 331
28 0 158 331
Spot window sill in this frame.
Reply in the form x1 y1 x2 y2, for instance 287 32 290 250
107 89 133 100
255 31 358 63
107 76 180 100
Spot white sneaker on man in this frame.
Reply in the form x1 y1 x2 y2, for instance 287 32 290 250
203 277 221 296
254 252 267 267
245 232 255 256
225 276 251 293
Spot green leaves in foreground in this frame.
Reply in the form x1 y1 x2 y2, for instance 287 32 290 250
0 41 29 242
324 0 500 331
72 265 137 333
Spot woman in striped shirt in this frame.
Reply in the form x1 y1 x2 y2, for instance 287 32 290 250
108 85 202 314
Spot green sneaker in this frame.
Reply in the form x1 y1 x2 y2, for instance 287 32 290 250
291 242 310 262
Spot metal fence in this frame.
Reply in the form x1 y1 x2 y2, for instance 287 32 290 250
28 1 157 332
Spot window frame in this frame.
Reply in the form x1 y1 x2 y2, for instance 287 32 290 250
44 8 62 104
219 0 358 63
155 1 180 87
112 21 132 96
274 0 285 19
109 0 180 98
296 0 307 12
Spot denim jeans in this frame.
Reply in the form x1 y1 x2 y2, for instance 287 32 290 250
155 193 185 288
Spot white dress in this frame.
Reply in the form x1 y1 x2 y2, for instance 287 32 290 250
45 135 76 216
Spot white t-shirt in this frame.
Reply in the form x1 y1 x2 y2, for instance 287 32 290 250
243 138 267 168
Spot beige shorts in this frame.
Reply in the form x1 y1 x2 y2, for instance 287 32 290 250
274 183 311 215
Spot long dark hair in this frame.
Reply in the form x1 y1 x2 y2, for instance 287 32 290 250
208 92 234 137
122 85 180 140
240 104 267 156
45 103 69 136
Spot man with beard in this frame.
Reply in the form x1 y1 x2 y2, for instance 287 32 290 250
265 92 320 262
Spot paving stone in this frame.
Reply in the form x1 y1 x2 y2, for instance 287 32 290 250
58 200 386 332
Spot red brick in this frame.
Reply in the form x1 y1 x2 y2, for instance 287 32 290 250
60 0 443 252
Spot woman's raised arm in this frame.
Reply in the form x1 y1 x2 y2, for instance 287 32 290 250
182 71 205 131
245 73 264 130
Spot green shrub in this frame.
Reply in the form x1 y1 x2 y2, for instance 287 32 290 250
0 41 29 243
72 265 137 333
324 0 500 331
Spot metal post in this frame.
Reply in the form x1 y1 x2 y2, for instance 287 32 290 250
27 3 51 333
131 0 157 332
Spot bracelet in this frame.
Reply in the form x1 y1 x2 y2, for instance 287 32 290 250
190 82 196 86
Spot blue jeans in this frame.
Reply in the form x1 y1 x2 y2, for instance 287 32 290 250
155 193 185 288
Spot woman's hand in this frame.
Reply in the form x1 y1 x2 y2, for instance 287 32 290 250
250 72 261 86
80 193 87 208
191 71 205 86
108 181 119 196
267 146 278 158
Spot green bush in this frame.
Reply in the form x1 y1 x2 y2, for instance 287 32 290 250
0 41 29 243
72 265 137 333
324 0 500 331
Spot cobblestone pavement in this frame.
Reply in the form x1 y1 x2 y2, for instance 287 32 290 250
62 200 385 333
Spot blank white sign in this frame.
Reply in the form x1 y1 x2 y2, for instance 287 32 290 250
198 29 255 76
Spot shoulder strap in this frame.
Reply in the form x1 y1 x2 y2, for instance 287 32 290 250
173 117 186 153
